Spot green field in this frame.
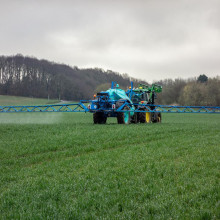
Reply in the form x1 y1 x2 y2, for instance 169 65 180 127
0 95 59 106
0 97 220 219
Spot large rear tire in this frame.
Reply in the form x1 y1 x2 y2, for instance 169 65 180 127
152 112 161 123
93 112 107 124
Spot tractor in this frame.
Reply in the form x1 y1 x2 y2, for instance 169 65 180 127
126 83 162 123
88 82 134 124
1 82 219 115
88 81 162 124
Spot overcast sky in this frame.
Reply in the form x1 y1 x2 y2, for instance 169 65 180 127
1 0 220 82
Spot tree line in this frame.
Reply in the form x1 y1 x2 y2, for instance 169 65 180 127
155 76 220 106
0 54 219 106
0 54 142 100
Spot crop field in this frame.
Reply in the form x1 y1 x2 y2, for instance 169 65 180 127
0 95 59 106
0 97 220 219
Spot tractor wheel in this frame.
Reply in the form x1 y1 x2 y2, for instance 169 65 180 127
152 112 161 123
139 108 151 123
151 112 157 123
116 99 131 124
117 106 131 124
93 112 107 124
131 112 138 123
157 112 162 123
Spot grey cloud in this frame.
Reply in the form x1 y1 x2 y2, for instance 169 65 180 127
0 0 219 82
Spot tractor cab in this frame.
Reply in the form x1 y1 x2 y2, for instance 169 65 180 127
96 92 109 101
90 92 112 111
127 83 162 105
130 89 149 104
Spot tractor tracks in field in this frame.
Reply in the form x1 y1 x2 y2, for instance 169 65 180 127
2 125 213 173
2 128 186 171
1 127 217 192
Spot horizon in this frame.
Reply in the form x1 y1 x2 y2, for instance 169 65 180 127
1 53 219 84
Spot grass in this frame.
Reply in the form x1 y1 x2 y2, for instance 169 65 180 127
0 98 219 219
0 95 59 106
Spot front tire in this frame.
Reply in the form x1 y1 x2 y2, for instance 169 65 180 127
93 112 107 124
